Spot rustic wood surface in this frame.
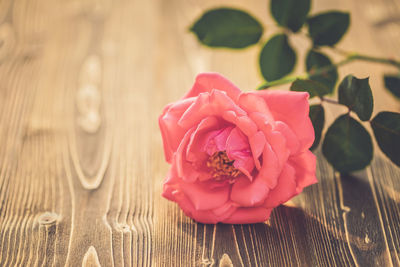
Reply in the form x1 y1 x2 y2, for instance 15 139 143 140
0 0 399 266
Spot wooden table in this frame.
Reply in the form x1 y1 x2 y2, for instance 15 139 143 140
0 0 399 266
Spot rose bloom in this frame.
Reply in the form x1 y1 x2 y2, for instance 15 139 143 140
159 73 317 224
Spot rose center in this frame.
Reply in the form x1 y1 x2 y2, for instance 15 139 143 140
206 151 241 180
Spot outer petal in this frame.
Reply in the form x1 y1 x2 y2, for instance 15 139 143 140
183 72 242 100
222 207 272 224
175 128 199 182
162 167 180 202
170 190 220 224
253 90 314 152
179 181 230 211
162 166 233 224
211 201 238 221
159 98 196 162
289 150 318 193
264 164 297 209
230 176 269 207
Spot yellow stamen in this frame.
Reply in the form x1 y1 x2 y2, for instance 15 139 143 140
206 151 241 180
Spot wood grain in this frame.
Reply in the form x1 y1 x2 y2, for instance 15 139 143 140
0 0 399 266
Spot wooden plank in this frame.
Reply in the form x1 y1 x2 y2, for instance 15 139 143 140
0 0 399 266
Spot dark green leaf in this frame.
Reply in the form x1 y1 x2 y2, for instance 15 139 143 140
306 50 338 93
190 8 263 49
383 75 400 99
270 0 311 32
309 105 325 150
322 114 373 173
290 79 330 98
371 112 400 167
307 11 350 46
259 34 296 81
338 75 373 121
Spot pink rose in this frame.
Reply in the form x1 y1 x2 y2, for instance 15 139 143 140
159 73 317 224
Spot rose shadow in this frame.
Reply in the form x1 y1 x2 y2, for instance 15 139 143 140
175 171 395 265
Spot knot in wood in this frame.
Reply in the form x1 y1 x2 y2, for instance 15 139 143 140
38 212 60 225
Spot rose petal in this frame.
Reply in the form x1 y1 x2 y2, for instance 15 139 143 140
233 157 254 180
265 131 290 170
212 201 237 219
213 127 233 153
226 127 249 152
257 141 281 189
179 181 230 211
275 121 301 155
249 112 275 131
253 90 314 151
223 207 273 224
162 168 179 201
186 116 220 161
171 190 219 224
201 129 224 156
197 126 233 156
178 90 246 130
231 175 269 207
249 112 290 174
289 150 317 193
183 72 242 100
226 127 254 179
159 97 196 162
222 110 237 123
264 164 297 208
222 110 259 140
237 92 274 121
198 171 213 182
249 131 266 170
236 116 258 137
175 127 199 182
186 117 233 163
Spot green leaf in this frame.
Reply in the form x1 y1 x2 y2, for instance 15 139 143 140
190 8 263 49
290 79 330 98
338 75 373 121
309 105 325 150
270 0 311 32
371 112 400 167
306 50 338 93
259 34 296 81
307 11 350 46
383 75 400 99
322 114 373 173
